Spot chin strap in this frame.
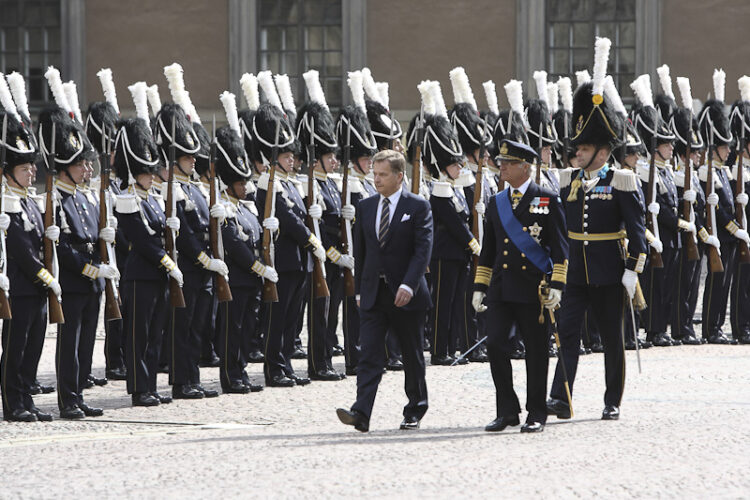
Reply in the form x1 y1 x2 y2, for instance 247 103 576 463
567 145 602 202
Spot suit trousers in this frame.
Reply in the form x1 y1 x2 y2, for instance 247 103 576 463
123 280 168 394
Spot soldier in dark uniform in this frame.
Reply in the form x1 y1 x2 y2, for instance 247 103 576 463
473 139 568 433
0 111 54 422
528 71 560 194
547 54 647 421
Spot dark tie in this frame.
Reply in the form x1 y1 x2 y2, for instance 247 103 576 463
379 197 390 247
512 189 523 209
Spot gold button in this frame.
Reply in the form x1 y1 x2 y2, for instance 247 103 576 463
521 253 526 258
502 263 508 269
504 238 509 243
523 227 527 232
522 265 527 270
503 250 508 256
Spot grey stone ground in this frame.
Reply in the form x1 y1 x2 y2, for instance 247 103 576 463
1 324 749 498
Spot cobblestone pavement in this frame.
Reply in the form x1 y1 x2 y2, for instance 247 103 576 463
1 330 748 499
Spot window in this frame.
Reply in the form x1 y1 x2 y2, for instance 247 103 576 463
0 0 61 108
258 0 343 110
546 0 635 99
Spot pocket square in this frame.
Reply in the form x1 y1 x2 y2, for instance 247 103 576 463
400 213 411 222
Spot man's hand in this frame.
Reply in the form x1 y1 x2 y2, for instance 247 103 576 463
472 291 487 312
394 287 413 307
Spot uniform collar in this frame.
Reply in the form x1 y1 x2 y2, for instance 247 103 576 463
55 178 77 195
8 185 29 198
351 169 367 181
133 185 149 200
226 193 240 206
174 172 191 184
510 176 532 195
583 163 609 180
654 157 671 170
313 169 328 181
379 187 402 206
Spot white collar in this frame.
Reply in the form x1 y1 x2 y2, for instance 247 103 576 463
380 187 402 206
510 177 532 195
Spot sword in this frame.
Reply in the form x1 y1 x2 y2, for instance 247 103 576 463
627 294 642 374
547 306 574 418
450 335 487 366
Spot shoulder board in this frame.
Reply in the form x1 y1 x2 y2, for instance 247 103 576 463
160 182 186 202
611 168 638 192
558 168 575 188
115 194 140 214
152 192 165 211
673 170 685 188
224 202 238 219
547 168 560 181
84 190 98 205
730 164 749 181
431 181 453 198
697 165 723 189
635 163 652 184
256 172 284 193
348 177 363 194
329 172 343 192
89 177 101 193
2 194 22 213
239 199 259 216
454 170 475 188
30 194 45 213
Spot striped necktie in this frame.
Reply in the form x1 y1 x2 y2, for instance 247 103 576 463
379 197 390 247
512 189 523 209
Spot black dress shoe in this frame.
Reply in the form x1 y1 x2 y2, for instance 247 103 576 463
224 382 251 394
602 405 620 420
5 409 38 422
431 355 454 366
546 398 571 419
290 347 307 359
93 375 108 386
624 339 637 350
60 405 85 420
27 406 53 422
37 383 55 394
484 415 520 432
509 349 526 360
591 342 605 353
106 367 127 380
78 402 104 417
639 339 653 349
467 348 489 363
199 354 221 368
738 333 750 344
578 345 587 355
345 366 358 376
336 408 369 432
158 364 169 374
679 334 702 345
28 384 41 395
152 392 172 404
245 382 264 392
671 337 682 346
193 385 219 398
707 333 733 345
267 375 295 387
332 345 345 357
290 374 311 386
385 359 404 371
309 369 342 381
82 378 94 389
172 384 204 399
132 393 160 407
454 356 469 365
399 415 421 430
247 350 265 363
521 421 545 433
652 332 673 347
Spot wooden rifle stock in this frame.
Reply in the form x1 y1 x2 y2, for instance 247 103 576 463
166 120 186 307
471 124 488 271
646 137 664 268
340 129 355 297
98 130 121 320
208 130 232 302
705 145 724 272
307 156 329 298
44 127 64 323
261 164 279 303
411 117 424 195
681 123 700 262
735 128 750 263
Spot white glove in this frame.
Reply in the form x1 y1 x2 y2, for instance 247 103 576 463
707 193 719 207
99 227 116 243
705 235 721 249
49 278 62 297
683 189 697 203
336 254 355 270
737 192 749 206
650 238 663 253
169 267 184 287
107 215 118 231
735 228 750 246
166 216 180 232
205 258 229 276
683 221 696 235
0 273 9 292
648 202 660 215
252 261 279 283
475 202 486 216
0 213 10 231
341 204 355 221
472 291 487 313
313 243 326 262
96 263 120 280
210 203 226 222
621 269 638 299
45 225 60 241
308 203 323 220
262 216 279 232
543 288 562 310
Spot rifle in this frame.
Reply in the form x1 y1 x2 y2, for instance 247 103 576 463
98 127 121 320
471 120 488 271
646 136 664 268
735 121 750 263
0 115 12 319
260 119 279 303
166 118 186 307
43 123 64 323
209 116 233 302
534 122 543 185
306 117 330 299
340 121 355 297
705 137 724 272
681 121 700 262
562 114 570 169
411 108 424 195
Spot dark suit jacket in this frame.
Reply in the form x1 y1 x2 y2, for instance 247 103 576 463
354 190 433 312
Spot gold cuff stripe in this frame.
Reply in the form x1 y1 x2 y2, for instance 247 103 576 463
726 221 740 234
82 263 98 280
36 268 53 285
160 254 176 271
698 227 709 242
635 253 647 273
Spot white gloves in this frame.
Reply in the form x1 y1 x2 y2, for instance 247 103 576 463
472 291 487 313
648 202 660 215
621 269 638 299
210 203 226 222
166 216 180 232
737 193 749 206
683 221 696 235
96 264 120 280
205 258 229 275
99 227 116 244
707 193 719 207
705 235 721 249
650 238 663 253
341 204 355 221
337 254 355 269
49 279 62 297
313 244 326 262
262 216 279 232
107 215 118 231
45 225 60 241
683 189 697 203
543 288 562 310
0 213 10 231
169 267 184 287
475 202 486 216
252 261 279 283
0 273 9 292
735 228 750 246
308 203 323 220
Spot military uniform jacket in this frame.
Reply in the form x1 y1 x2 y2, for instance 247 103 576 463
55 181 104 294
699 162 738 243
222 196 263 288
474 181 568 304
3 187 47 297
115 187 169 283
429 181 473 261
560 164 647 286
462 167 496 230
540 166 561 194
730 162 750 232
314 173 343 251
173 176 212 282
674 164 707 244
639 162 682 250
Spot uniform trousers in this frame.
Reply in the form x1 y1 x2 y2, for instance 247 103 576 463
169 275 212 386
264 270 306 382
217 284 261 388
702 241 737 338
123 280 168 394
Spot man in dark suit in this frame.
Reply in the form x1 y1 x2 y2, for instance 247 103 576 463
337 149 433 432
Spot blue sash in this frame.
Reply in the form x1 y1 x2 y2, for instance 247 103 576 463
496 189 552 274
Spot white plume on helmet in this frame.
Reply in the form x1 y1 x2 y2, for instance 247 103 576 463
713 68 726 103
220 91 241 136
302 69 328 110
449 66 477 110
96 68 120 115
575 69 591 88
146 84 161 117
128 81 151 130
347 71 366 113
0 73 20 122
63 81 83 124
417 80 435 115
44 66 72 114
533 70 548 104
482 80 499 115
239 73 260 111
6 72 30 119
657 64 674 99
557 76 573 113
604 75 627 116
676 77 694 112
591 37 611 97
274 74 296 114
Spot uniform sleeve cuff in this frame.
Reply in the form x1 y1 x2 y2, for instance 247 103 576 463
474 265 492 286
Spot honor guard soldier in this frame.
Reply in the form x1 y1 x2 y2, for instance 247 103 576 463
547 38 647 421
552 77 575 169
528 71 560 193
296 69 346 381
0 111 53 422
472 139 568 433
214 92 271 393
698 69 749 344
361 68 403 153
480 80 503 187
